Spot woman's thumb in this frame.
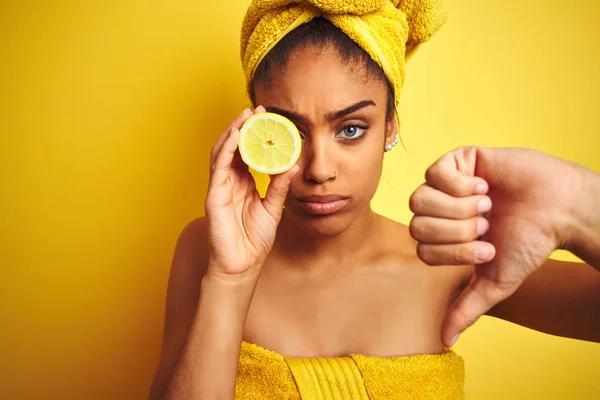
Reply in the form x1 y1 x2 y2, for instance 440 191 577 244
441 274 508 347
262 165 299 220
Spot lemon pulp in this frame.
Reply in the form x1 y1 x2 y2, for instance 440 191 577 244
238 112 302 174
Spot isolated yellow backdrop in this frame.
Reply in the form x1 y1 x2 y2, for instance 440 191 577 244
1 1 599 399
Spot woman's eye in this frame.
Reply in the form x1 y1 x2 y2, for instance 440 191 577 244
298 131 306 140
338 125 366 140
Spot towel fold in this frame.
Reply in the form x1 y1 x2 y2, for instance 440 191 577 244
236 341 465 399
241 0 447 126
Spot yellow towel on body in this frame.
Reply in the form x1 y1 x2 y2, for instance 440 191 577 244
236 341 465 399
240 0 447 127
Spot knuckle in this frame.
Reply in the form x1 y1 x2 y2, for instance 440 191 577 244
409 188 426 214
408 217 417 239
462 146 478 159
238 108 251 122
203 198 212 214
204 193 217 211
424 165 438 184
416 244 435 266
451 175 469 196
454 304 478 329
409 217 426 241
457 244 476 265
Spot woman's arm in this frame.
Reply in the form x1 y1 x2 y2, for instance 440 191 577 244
487 169 600 342
148 218 258 400
485 259 600 342
148 106 297 399
409 147 600 346
484 166 600 342
564 164 600 270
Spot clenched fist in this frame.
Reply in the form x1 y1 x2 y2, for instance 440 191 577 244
409 147 584 347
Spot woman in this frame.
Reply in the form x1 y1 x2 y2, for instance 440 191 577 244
149 1 600 398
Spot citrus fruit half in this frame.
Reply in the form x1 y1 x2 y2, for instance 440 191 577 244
238 112 302 174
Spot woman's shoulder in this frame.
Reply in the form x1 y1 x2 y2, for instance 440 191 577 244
177 216 209 248
375 215 414 249
171 216 210 277
373 214 473 290
180 216 208 236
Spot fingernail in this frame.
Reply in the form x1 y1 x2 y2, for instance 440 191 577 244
450 334 460 347
477 197 491 213
475 183 487 194
477 218 488 236
475 245 493 262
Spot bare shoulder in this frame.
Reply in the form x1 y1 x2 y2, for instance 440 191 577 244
376 214 473 293
163 216 210 331
371 215 414 254
171 216 210 280
148 217 209 399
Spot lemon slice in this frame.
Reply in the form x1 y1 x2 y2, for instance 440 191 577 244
238 112 302 174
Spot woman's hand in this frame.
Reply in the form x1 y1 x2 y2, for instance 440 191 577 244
409 147 585 347
205 107 299 281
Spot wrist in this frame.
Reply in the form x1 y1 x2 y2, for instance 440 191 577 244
202 271 259 288
198 272 259 325
202 268 261 297
205 262 263 284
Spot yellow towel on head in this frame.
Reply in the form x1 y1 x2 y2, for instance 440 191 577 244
240 0 446 126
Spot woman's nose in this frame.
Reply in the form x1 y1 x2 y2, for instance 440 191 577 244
301 136 337 184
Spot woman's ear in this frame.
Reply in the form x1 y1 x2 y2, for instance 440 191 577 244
385 117 398 144
383 117 400 153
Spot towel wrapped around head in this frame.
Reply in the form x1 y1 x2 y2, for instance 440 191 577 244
241 0 446 126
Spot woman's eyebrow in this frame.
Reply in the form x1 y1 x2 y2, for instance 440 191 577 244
264 106 306 122
327 100 376 121
264 100 376 123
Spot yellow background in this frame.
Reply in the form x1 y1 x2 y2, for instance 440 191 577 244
1 0 599 399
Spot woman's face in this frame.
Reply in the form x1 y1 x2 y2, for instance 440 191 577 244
253 46 395 238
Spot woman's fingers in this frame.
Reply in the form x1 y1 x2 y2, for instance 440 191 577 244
410 183 492 219
409 215 490 244
208 127 241 190
425 148 489 197
262 165 300 221
210 106 266 171
230 106 267 170
210 108 253 168
409 176 494 266
442 273 515 347
417 241 496 266
253 105 266 115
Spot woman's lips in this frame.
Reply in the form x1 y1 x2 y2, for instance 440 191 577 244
296 197 349 215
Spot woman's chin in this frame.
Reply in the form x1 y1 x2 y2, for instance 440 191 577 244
283 209 353 238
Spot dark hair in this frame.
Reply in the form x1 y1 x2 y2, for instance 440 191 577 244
250 17 395 122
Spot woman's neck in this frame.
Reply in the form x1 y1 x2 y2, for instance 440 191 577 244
274 206 381 269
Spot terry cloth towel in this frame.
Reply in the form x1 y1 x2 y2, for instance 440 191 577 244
240 0 447 127
235 341 465 399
